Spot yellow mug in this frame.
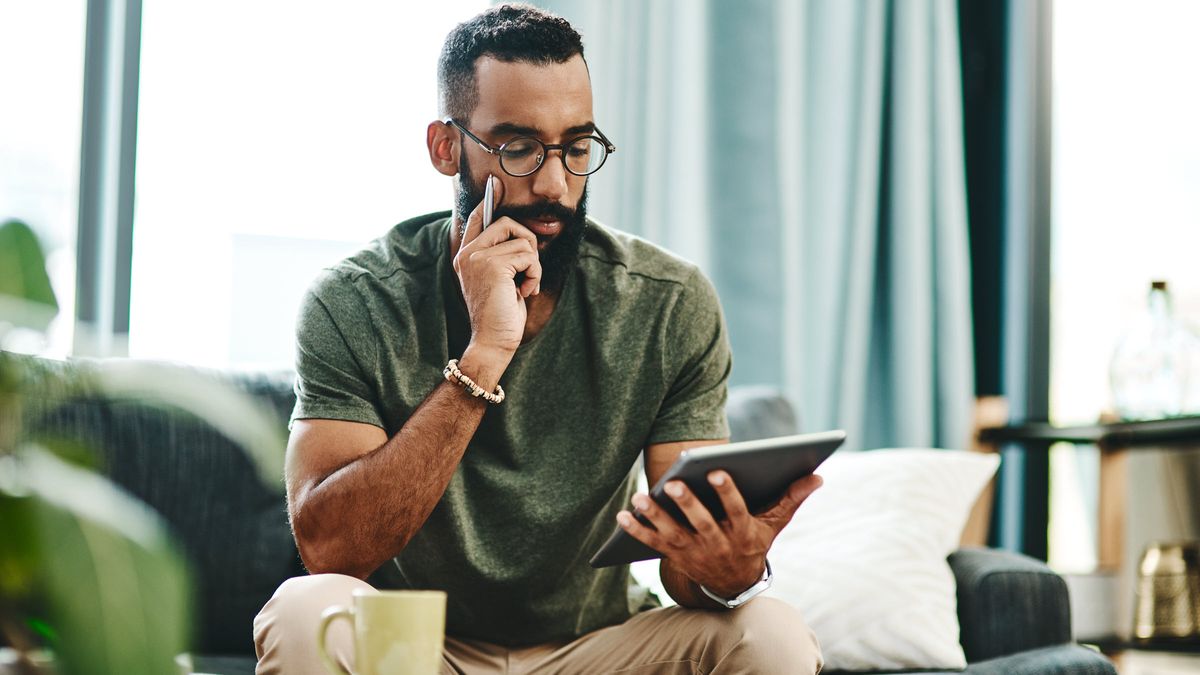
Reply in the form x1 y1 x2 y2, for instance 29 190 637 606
317 589 447 675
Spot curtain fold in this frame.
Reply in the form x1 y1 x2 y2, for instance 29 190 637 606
543 0 974 451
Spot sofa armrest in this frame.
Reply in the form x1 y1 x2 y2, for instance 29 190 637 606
950 547 1072 663
963 645 1116 675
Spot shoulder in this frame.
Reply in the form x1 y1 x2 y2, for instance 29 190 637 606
577 219 708 293
306 211 451 307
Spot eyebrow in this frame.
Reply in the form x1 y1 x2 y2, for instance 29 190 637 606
488 121 597 138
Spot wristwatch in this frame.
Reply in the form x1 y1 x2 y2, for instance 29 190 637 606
699 559 773 609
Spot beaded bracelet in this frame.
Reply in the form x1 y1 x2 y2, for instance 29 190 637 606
443 358 505 404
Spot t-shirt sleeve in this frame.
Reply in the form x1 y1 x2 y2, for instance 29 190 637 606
290 271 385 429
646 267 732 445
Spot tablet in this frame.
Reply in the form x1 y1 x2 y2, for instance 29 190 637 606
589 430 846 568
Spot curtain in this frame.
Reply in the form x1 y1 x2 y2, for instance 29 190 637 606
543 0 975 451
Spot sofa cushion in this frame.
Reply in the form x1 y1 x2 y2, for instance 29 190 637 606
726 385 799 441
767 449 999 672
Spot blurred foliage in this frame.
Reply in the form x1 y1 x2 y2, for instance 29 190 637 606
0 220 58 336
1 449 192 674
0 219 228 674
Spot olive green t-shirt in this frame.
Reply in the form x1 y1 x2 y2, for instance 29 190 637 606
291 211 731 646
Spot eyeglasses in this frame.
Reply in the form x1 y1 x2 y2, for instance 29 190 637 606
443 118 616 177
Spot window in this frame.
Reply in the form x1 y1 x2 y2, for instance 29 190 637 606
130 1 486 367
0 3 87 356
1049 0 1200 571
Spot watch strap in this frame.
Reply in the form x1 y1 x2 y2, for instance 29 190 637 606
699 559 773 609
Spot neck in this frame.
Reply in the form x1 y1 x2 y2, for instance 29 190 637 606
522 289 559 343
449 215 468 256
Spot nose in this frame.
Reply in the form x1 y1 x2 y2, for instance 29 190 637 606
530 148 569 203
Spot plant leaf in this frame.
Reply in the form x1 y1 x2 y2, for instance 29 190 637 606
5 447 192 675
0 220 58 332
0 461 40 600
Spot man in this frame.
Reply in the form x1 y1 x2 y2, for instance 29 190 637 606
253 5 823 673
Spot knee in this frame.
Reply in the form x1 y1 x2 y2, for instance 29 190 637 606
706 597 823 674
253 574 375 646
263 574 373 615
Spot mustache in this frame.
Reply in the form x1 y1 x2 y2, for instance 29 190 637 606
493 200 578 224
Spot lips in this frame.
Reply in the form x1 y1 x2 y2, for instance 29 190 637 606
522 219 561 238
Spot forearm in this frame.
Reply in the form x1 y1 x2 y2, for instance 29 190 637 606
293 348 505 578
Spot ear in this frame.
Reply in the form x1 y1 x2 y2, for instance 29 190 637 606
427 120 459 177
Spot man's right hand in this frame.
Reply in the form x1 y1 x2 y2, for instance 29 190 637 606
452 176 543 360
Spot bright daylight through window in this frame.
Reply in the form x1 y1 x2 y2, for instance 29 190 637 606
0 4 86 357
1048 0 1200 572
130 1 487 368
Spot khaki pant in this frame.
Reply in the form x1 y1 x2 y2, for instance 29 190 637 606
254 574 822 674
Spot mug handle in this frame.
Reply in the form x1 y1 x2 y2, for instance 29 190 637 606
317 605 356 675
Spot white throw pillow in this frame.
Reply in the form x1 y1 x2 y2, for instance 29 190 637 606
765 449 1000 672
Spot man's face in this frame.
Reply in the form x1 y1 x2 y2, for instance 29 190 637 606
454 55 594 293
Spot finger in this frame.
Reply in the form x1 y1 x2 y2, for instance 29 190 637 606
518 254 542 297
466 216 538 256
518 248 542 297
469 237 535 260
707 471 752 530
629 492 687 548
469 239 539 283
760 474 823 526
474 219 541 296
474 250 540 287
663 481 723 540
617 510 666 554
461 175 505 249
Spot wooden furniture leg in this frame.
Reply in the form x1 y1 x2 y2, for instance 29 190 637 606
962 396 1009 547
1097 444 1127 571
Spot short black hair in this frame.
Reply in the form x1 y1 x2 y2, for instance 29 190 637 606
437 3 585 122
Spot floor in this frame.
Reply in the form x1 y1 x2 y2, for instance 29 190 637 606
1111 650 1200 675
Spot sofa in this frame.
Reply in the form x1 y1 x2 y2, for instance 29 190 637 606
16 357 1115 674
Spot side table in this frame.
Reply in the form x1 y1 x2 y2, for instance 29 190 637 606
979 415 1200 643
980 415 1200 569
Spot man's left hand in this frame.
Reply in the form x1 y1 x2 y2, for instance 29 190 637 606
617 471 822 598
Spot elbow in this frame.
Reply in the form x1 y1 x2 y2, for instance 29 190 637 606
287 480 418 579
291 508 333 574
290 500 367 579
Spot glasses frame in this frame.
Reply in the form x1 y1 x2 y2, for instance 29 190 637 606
443 117 616 177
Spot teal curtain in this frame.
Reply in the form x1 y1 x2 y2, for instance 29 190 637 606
544 0 975 451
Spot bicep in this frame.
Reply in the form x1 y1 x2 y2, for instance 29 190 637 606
286 418 388 506
643 438 729 487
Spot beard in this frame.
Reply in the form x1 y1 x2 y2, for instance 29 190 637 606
455 149 589 295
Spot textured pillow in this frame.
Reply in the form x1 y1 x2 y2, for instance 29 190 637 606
766 449 1000 672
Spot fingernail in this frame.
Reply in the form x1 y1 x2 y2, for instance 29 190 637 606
617 511 632 527
709 472 726 486
632 494 649 510
536 283 541 295
665 482 683 498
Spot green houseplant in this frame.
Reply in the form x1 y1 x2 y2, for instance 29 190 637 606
0 219 285 674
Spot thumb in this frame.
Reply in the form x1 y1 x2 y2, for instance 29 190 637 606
763 474 823 524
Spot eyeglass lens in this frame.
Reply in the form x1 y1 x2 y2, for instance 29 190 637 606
499 137 607 176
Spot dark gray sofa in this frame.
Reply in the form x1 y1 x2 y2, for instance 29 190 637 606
16 357 1115 674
